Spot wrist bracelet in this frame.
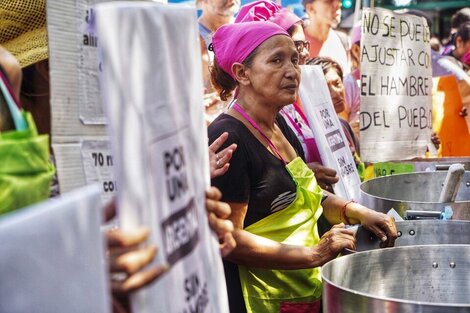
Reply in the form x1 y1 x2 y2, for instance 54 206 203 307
341 200 355 225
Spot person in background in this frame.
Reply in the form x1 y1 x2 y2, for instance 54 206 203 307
307 56 364 179
234 0 340 191
443 22 470 72
302 0 350 77
442 8 470 55
209 21 396 313
198 0 240 123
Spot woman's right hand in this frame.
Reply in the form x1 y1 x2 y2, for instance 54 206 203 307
312 223 356 266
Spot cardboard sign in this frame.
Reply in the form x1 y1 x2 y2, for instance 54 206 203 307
96 3 229 313
0 185 109 313
47 0 116 202
359 8 433 162
299 65 361 201
81 140 116 203
77 3 106 125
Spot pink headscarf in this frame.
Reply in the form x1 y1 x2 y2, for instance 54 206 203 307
234 0 301 31
212 21 289 80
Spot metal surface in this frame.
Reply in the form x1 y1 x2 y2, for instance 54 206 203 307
323 245 470 313
360 171 470 220
349 220 470 252
390 157 470 172
438 164 465 203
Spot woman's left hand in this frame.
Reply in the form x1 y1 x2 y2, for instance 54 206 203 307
358 210 398 248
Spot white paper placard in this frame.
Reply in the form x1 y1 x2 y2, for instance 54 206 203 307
0 185 109 313
359 8 433 162
96 3 229 313
299 65 361 201
81 140 116 203
76 3 106 125
47 0 118 201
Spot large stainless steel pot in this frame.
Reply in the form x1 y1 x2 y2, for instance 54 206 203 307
360 171 470 220
322 245 470 313
351 220 470 252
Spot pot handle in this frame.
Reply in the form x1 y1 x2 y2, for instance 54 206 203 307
405 210 442 220
435 164 452 171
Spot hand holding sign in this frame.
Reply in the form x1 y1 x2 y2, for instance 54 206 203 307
206 186 237 257
104 200 167 299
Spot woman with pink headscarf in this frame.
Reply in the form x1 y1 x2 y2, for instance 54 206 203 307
234 0 339 191
208 21 396 313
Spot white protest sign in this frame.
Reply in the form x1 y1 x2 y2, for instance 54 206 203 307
96 3 229 313
299 65 361 201
359 8 433 162
0 185 109 313
47 0 117 202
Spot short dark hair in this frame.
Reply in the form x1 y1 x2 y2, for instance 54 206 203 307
456 21 470 43
451 8 470 29
306 56 344 80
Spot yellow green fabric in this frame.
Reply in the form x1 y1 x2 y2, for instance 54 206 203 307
239 157 324 313
364 162 415 181
0 112 55 215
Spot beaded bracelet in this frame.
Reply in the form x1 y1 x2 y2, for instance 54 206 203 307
340 200 355 225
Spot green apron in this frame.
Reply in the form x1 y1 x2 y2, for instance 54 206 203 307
233 101 324 313
238 157 323 313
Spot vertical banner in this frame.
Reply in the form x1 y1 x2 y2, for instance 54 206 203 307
96 3 229 313
299 65 361 201
0 185 110 313
359 8 433 162
47 0 116 201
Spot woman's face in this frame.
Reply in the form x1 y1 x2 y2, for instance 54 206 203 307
244 35 300 107
325 68 345 113
455 37 470 59
289 23 310 65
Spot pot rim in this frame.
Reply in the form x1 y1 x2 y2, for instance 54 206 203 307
322 245 470 307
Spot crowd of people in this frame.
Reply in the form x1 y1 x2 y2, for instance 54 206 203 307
1 0 470 313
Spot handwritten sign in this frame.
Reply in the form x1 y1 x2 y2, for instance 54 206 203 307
96 3 229 313
299 65 361 201
360 8 433 162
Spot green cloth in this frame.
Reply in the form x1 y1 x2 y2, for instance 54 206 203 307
373 162 415 177
239 157 323 313
0 112 55 215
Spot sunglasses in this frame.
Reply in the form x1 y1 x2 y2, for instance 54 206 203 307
294 40 310 53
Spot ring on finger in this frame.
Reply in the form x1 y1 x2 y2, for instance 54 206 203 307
216 159 220 167
216 153 220 161
111 272 128 282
